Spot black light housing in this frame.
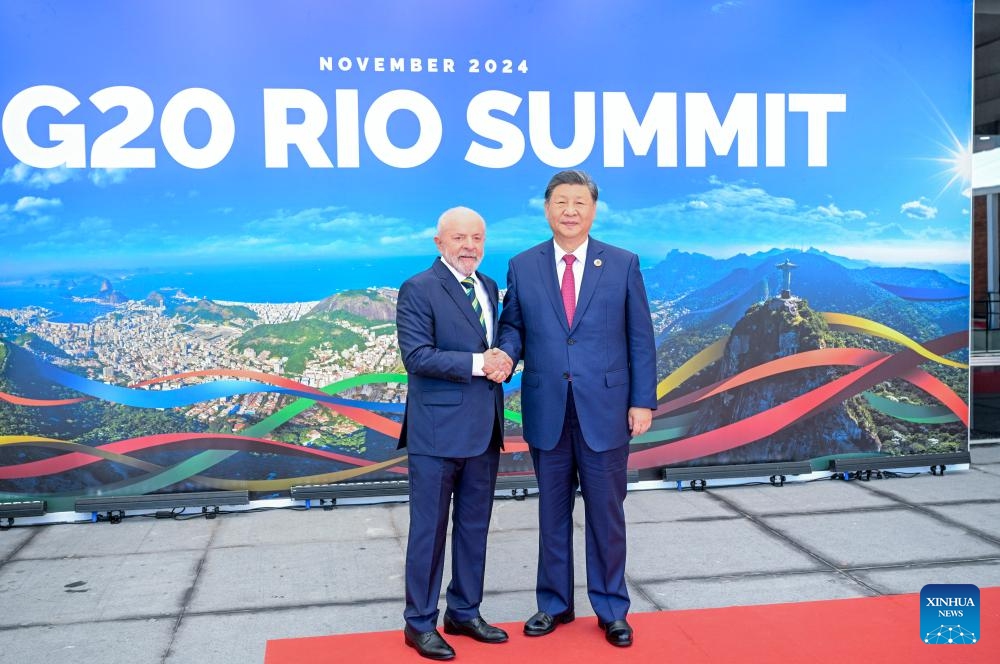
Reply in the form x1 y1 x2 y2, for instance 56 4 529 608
662 461 814 490
74 490 250 523
0 500 46 528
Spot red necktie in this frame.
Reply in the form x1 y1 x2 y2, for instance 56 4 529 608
561 254 576 326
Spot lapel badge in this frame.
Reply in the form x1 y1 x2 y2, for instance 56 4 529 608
593 259 602 267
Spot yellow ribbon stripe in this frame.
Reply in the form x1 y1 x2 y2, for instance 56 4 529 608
656 338 727 400
822 312 967 369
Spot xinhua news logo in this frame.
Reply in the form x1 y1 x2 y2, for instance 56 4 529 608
921 584 980 644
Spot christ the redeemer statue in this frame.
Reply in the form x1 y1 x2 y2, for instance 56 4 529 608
776 259 798 299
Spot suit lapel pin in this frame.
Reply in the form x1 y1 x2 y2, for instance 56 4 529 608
593 259 602 267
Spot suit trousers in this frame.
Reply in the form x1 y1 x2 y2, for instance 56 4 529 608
529 387 630 624
403 420 501 632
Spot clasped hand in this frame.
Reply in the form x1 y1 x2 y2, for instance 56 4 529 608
483 348 513 383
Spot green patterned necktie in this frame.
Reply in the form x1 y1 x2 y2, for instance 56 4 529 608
461 277 487 334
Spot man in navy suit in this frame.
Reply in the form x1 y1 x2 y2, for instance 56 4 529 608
397 206 511 660
496 170 657 648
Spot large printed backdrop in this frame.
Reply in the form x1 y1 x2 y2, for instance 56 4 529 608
0 1 972 511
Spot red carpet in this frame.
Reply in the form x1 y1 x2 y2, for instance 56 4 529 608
266 588 1000 663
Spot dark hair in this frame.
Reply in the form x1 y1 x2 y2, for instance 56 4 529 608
544 170 598 203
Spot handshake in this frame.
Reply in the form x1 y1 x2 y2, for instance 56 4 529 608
483 348 513 383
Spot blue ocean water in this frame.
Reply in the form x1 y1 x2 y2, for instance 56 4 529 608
0 254 513 323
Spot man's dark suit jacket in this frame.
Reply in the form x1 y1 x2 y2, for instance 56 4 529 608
396 257 504 456
497 237 657 450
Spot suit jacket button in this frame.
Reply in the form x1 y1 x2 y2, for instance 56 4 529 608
567 338 576 345
562 372 570 379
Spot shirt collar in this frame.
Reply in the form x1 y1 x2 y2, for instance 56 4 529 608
439 256 476 283
553 236 589 265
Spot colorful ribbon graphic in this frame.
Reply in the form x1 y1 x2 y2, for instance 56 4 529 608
0 314 968 505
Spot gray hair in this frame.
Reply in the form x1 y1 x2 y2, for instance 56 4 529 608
436 206 486 235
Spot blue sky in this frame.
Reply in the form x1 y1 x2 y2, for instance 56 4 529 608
0 0 974 276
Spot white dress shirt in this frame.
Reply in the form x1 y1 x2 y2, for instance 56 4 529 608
439 257 493 376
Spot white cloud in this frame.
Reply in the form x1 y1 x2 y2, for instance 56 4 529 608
1 163 75 189
692 180 797 214
711 1 743 13
0 163 30 185
247 206 344 232
13 196 62 214
688 200 709 210
89 168 130 187
231 206 439 258
191 235 281 254
380 227 436 245
900 198 937 220
815 203 866 221
312 211 407 233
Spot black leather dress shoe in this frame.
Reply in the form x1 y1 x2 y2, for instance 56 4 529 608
523 609 575 636
403 625 455 660
598 618 633 647
443 615 509 643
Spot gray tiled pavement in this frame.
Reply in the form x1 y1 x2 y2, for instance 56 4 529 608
2 445 1000 664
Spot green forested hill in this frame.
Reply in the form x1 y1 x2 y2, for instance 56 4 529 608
234 313 366 375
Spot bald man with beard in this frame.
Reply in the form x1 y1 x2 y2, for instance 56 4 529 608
396 207 512 660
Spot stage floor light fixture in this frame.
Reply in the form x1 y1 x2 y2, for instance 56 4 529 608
74 491 250 523
0 500 46 529
830 451 971 478
291 480 410 509
662 461 815 490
